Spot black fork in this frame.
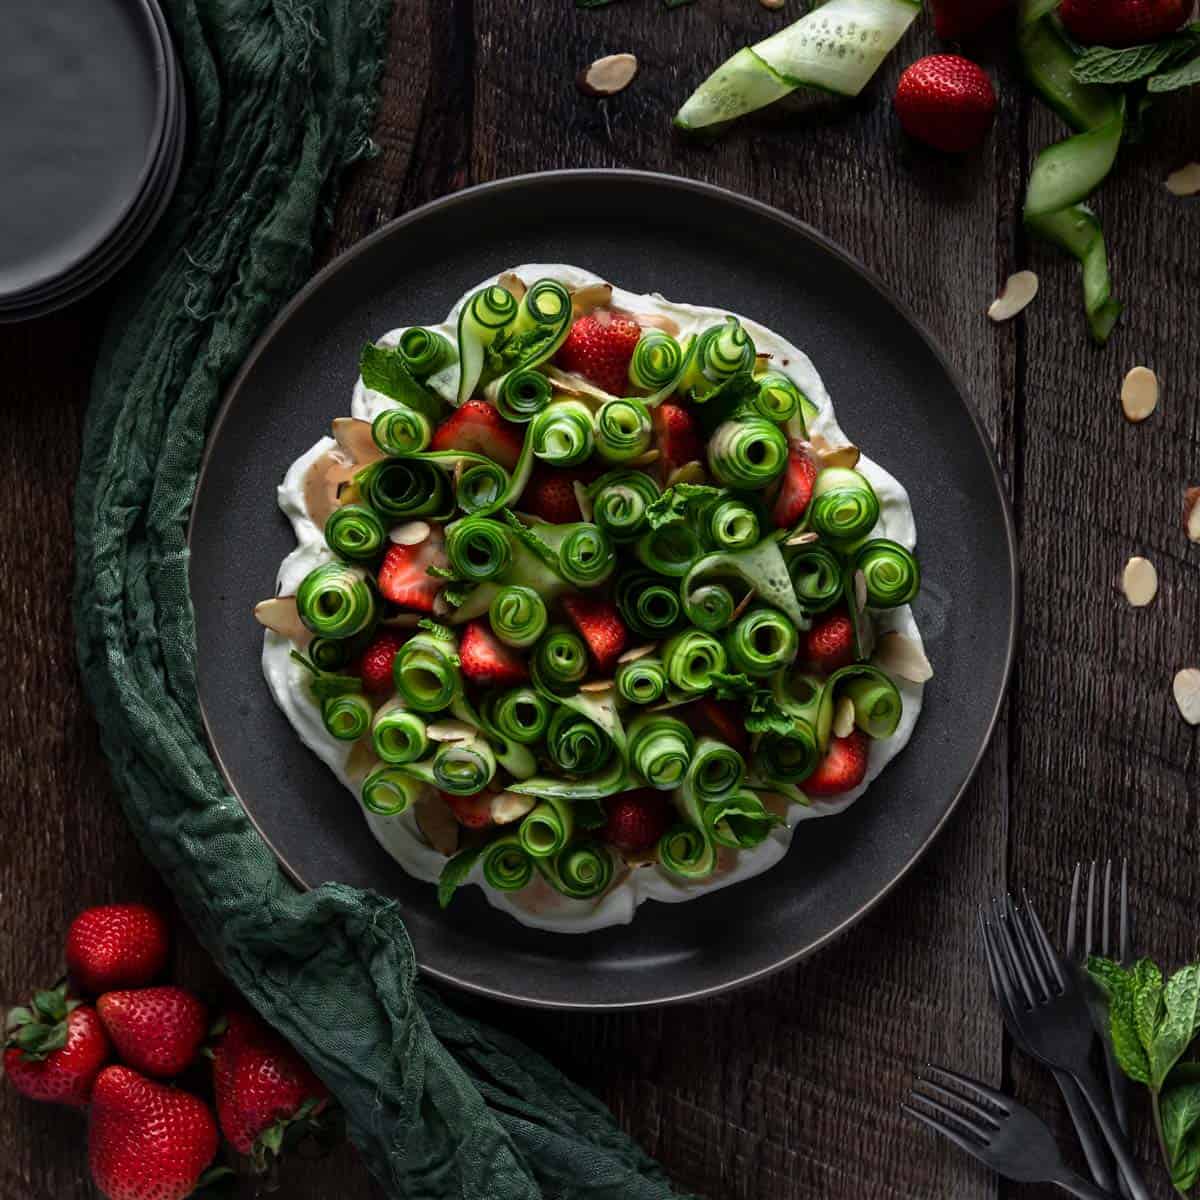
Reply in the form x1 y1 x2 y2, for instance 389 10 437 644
904 1064 1112 1199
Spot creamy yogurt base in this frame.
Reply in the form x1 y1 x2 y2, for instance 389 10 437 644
262 264 927 933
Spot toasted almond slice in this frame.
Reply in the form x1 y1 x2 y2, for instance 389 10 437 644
731 589 757 622
574 480 594 523
854 570 868 613
303 448 354 528
491 790 535 825
613 308 681 336
617 643 657 664
1185 489 1200 543
498 271 527 301
389 520 431 546
415 793 459 856
1175 669 1200 724
665 461 706 488
987 271 1039 322
577 53 638 98
873 631 933 683
815 443 861 470
380 612 424 628
759 0 786 8
569 283 614 318
629 449 660 468
1121 556 1158 607
833 696 856 739
426 720 476 742
1166 163 1200 197
1120 366 1158 422
543 364 617 403
332 417 386 466
254 596 311 644
580 680 615 694
786 531 819 547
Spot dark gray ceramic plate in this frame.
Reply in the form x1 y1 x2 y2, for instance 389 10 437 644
189 171 1017 1010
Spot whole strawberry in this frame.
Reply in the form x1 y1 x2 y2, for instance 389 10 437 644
89 1066 220 1200
97 987 208 1080
66 904 169 996
5 984 110 1107
212 1010 329 1168
605 790 672 854
895 55 997 153
1060 0 1188 46
557 315 641 396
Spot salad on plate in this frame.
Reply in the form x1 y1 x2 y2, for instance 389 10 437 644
253 265 932 932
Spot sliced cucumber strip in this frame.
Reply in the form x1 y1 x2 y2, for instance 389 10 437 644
1024 103 1124 218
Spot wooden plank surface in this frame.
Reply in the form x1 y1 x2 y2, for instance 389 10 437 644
2 0 1196 1196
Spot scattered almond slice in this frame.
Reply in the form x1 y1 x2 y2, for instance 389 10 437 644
569 283 613 319
730 589 757 622
785 531 819 547
987 271 1039 322
759 0 785 8
490 791 535 825
665 461 706 488
303 448 355 528
543 365 618 403
833 696 856 739
580 680 615 694
617 643 657 664
577 53 638 98
612 308 681 336
628 449 660 468
1120 556 1158 607
332 417 386 466
390 520 431 546
815 443 861 470
1120 366 1158 422
497 272 527 302
1174 669 1200 725
854 570 868 613
415 793 459 856
573 480 594 523
1166 163 1200 197
253 596 311 645
1184 489 1200 543
873 631 933 683
426 720 476 742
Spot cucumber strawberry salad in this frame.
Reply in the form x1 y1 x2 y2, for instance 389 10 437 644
254 265 932 933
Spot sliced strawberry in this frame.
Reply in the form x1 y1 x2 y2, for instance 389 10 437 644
556 315 641 396
805 610 856 674
604 789 672 854
376 528 446 612
561 595 627 673
653 403 701 475
694 697 750 756
458 619 528 686
430 400 523 471
805 731 869 796
772 447 819 528
524 464 600 524
357 630 405 694
440 789 494 830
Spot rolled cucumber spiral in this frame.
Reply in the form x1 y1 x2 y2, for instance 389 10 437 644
357 458 452 521
488 585 548 648
481 834 535 891
828 664 903 739
482 686 552 744
707 417 788 490
594 398 652 463
372 405 432 456
809 468 880 542
687 737 746 804
753 372 803 423
531 625 589 695
615 656 668 705
296 562 377 639
786 544 844 614
615 570 683 638
324 504 386 563
396 327 455 378
492 367 553 422
445 517 512 583
556 524 615 588
701 496 760 552
537 841 614 899
590 471 661 543
392 630 461 712
322 693 372 741
401 736 497 795
662 629 727 696
361 766 423 816
371 698 429 764
454 456 511 515
546 706 614 776
628 329 685 396
854 539 919 608
530 400 594 467
634 524 703 578
724 606 799 677
679 317 756 398
457 285 519 403
519 795 572 858
628 714 695 790
705 791 779 850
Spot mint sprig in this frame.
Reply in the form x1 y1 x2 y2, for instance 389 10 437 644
1069 26 1200 95
359 343 443 420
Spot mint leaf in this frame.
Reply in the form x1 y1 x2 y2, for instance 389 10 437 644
1090 956 1151 1084
416 619 455 641
1152 966 1200 1087
1071 37 1193 85
289 651 361 701
1162 1078 1200 1192
360 343 442 419
645 483 722 531
437 845 483 908
1132 958 1166 1054
1149 54 1200 93
499 509 559 571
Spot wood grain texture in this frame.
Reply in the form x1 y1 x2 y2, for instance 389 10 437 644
3 1 1196 1197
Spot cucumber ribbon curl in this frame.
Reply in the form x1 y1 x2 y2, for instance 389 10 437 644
397 735 498 795
657 739 744 881
295 561 378 639
615 570 683 638
396 327 456 379
361 766 424 816
594 398 653 463
682 539 807 632
456 284 519 404
322 693 372 741
855 539 919 608
615 655 668 705
628 713 696 790
487 585 548 648
324 503 387 563
678 318 756 401
372 405 432 456
589 471 661 543
808 468 880 543
707 417 788 490
483 279 574 421
371 698 430 764
437 832 537 908
444 516 513 582
628 329 686 402
536 842 615 900
786 542 844 614
482 687 552 744
704 790 780 850
530 625 590 697
724 606 799 678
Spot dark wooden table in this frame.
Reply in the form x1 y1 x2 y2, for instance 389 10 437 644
3 3 1199 1197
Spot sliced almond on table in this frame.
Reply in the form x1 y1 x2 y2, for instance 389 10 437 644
873 631 934 683
833 696 856 739
573 480 594 523
1120 556 1158 607
759 0 786 8
854 570 868 614
665 461 706 488
498 272 527 301
785 531 819 547
426 720 476 742
569 283 614 319
577 53 638 98
1184 489 1200 543
987 271 1039 322
1174 669 1200 725
1120 366 1158 422
617 643 657 664
415 793 459 856
332 417 385 466
389 520 431 546
253 596 310 644
1166 163 1200 197
490 791 535 825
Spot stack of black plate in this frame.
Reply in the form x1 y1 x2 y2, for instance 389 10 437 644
1 0 185 323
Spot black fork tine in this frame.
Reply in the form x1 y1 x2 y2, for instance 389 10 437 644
1006 893 1053 1001
1021 891 1067 992
908 1087 995 1144
1119 858 1130 966
1085 860 1098 959
918 1078 1003 1128
1102 859 1114 959
926 1063 1016 1114
992 897 1038 1007
979 913 1016 1007
902 1101 987 1157
1067 861 1083 961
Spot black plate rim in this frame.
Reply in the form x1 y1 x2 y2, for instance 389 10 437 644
189 169 1019 1010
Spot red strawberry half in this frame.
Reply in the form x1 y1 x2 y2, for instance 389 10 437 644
772 446 819 528
693 697 750 756
440 789 494 829
97 987 208 1080
377 528 446 613
430 400 523 471
806 731 869 797
1060 0 1188 45
562 595 627 673
805 610 855 674
458 619 528 686
604 789 672 854
357 630 406 694
524 465 600 524
556 314 641 396
895 55 997 154
66 904 169 997
5 986 110 1107
653 402 702 476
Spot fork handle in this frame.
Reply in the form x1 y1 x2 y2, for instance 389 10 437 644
1053 1069 1117 1194
1069 1063 1152 1200
1053 1171 1118 1200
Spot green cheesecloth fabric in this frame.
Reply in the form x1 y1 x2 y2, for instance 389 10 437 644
71 2 689 1197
